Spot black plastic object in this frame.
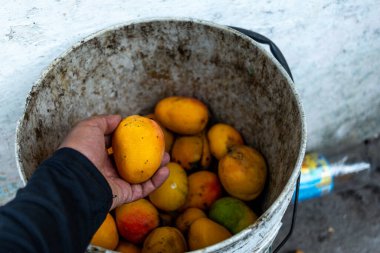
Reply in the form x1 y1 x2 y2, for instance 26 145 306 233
229 26 300 253
229 26 293 81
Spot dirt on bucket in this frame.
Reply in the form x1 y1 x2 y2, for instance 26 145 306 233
16 18 306 252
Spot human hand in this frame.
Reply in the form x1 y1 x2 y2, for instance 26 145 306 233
59 115 170 210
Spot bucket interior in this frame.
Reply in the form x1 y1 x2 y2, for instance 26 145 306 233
16 19 304 229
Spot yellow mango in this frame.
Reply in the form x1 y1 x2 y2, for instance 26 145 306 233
218 145 267 201
175 207 206 233
188 217 232 251
200 132 211 169
149 162 188 211
155 96 209 135
181 171 222 210
207 123 244 160
90 213 119 250
171 135 203 170
142 227 187 253
112 115 165 184
145 113 175 153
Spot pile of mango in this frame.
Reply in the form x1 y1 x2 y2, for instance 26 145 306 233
91 96 268 253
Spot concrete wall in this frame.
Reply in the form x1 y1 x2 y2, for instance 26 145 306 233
1 0 379 202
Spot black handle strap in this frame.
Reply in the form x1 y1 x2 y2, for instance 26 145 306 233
229 26 294 81
229 26 300 253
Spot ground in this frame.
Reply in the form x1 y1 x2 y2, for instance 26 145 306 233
275 136 380 253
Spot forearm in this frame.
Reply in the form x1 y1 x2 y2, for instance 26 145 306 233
0 148 112 253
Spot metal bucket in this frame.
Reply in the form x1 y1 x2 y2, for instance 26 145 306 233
15 18 306 252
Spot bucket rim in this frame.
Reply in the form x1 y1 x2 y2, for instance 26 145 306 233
15 17 307 252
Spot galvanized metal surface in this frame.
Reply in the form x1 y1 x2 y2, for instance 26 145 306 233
15 19 306 252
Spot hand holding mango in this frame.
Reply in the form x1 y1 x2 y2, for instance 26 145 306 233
112 115 166 184
94 96 268 252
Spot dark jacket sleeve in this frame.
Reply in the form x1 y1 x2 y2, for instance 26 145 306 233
0 147 112 253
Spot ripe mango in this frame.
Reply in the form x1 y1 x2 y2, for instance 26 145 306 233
176 207 206 233
200 132 211 169
115 199 159 244
188 217 231 250
112 115 165 184
149 162 188 211
171 132 211 170
207 123 244 160
145 113 175 153
218 145 267 201
181 171 222 210
155 96 209 135
142 227 187 253
171 135 203 170
90 213 119 250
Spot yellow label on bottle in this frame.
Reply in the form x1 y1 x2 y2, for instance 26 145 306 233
298 153 333 201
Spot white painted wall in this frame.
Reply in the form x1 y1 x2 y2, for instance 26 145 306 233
1 0 379 203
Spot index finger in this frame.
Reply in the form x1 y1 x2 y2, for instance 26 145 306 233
161 152 170 166
82 114 122 135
